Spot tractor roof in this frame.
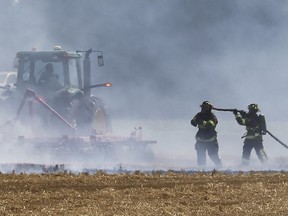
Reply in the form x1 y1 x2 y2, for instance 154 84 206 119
16 50 82 59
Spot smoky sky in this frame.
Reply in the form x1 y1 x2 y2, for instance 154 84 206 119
1 0 288 120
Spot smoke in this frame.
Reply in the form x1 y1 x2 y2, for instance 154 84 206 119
0 0 288 172
1 0 288 119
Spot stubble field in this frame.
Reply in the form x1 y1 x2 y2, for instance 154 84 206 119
0 171 288 215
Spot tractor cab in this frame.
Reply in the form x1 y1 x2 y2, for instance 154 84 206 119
15 47 83 93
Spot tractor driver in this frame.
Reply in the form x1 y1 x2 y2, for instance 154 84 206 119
38 63 62 91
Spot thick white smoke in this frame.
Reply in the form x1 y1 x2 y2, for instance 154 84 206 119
0 1 287 173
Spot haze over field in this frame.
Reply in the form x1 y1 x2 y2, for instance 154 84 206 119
0 0 287 172
0 0 288 119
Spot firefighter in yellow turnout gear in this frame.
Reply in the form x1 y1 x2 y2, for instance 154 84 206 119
191 101 222 168
233 104 268 166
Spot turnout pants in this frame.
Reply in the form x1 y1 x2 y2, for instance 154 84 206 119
242 138 268 166
195 140 222 168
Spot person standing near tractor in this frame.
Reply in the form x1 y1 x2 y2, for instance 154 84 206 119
233 103 268 166
191 101 222 168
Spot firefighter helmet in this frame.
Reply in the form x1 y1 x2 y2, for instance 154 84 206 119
248 103 259 113
200 101 212 110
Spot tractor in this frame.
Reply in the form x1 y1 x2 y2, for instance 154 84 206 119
1 46 111 135
0 46 156 170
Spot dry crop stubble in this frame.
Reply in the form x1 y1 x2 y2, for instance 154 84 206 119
0 171 287 215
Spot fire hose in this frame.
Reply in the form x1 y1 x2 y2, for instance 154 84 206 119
265 130 288 149
212 107 288 149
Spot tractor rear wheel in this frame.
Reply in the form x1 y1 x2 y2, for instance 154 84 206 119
90 96 111 134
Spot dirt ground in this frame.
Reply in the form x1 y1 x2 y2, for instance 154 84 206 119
0 171 288 216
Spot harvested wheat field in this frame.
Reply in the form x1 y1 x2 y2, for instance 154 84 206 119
0 171 287 215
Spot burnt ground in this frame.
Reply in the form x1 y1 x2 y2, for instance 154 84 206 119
0 171 287 215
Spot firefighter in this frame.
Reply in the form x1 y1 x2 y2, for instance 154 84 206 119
233 103 268 166
191 101 222 168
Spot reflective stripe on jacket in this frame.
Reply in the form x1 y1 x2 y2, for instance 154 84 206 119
191 112 218 141
235 112 262 140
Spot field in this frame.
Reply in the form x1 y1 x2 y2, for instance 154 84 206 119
0 171 288 215
0 119 288 215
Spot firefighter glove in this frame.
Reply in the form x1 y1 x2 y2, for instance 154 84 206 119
198 120 207 128
261 130 267 135
191 119 197 127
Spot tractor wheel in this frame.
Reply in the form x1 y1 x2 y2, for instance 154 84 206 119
69 95 111 135
88 96 112 135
